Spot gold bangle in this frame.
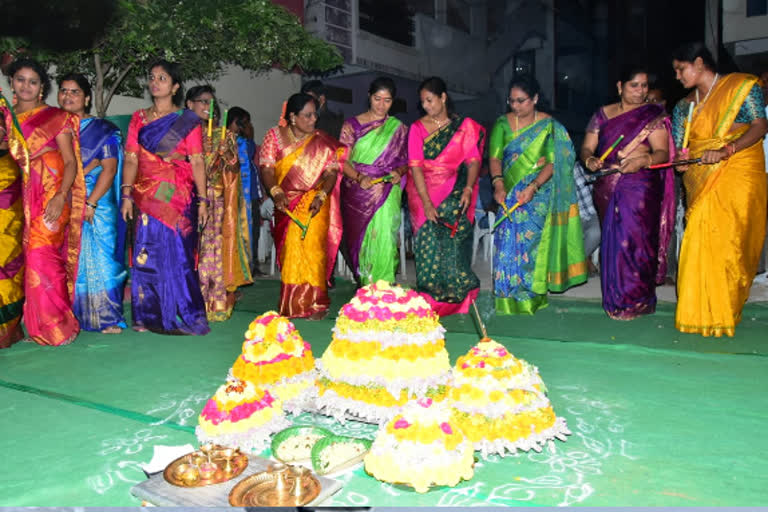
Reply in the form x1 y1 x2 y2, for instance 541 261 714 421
270 185 284 197
529 181 540 192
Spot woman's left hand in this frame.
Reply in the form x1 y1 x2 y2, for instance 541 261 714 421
309 195 324 217
387 172 401 185
515 185 536 205
700 147 729 165
44 193 66 225
84 203 96 223
618 156 646 174
459 187 473 213
197 202 208 228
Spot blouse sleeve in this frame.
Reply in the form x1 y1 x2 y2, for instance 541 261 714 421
671 99 688 149
585 112 601 133
259 127 279 167
462 120 482 164
338 120 355 147
734 83 767 124
124 111 142 154
184 124 203 156
407 122 425 167
489 117 506 161
99 126 121 161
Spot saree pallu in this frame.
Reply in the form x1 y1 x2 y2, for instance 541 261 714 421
592 103 675 320
0 150 24 348
12 105 86 345
340 117 407 284
129 110 209 335
236 135 259 262
676 73 767 337
271 130 344 318
199 128 252 322
406 117 485 316
493 118 586 315
73 117 128 331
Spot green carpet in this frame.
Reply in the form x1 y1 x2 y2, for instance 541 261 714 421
1 279 766 506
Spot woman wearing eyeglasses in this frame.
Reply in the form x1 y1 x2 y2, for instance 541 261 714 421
580 67 674 321
57 72 128 334
259 93 345 319
120 60 209 335
490 75 586 315
185 85 252 322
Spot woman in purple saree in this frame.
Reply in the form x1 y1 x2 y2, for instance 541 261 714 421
339 77 408 285
581 68 674 320
121 60 209 335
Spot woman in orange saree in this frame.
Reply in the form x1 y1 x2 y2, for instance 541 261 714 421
671 43 767 337
259 93 344 319
2 58 86 346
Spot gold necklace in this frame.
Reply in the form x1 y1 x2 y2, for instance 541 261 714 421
431 115 448 130
287 126 309 143
515 111 537 131
694 73 719 110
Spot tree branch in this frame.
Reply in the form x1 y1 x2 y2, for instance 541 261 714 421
94 53 105 117
104 62 135 114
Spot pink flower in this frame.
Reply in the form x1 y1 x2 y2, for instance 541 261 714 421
393 312 406 321
461 363 469 369
477 360 486 368
393 418 411 429
440 422 453 435
377 308 393 321
495 348 508 357
417 397 433 408
381 292 396 304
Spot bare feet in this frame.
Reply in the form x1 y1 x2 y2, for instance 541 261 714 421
101 326 123 334
307 310 328 321
132 325 148 332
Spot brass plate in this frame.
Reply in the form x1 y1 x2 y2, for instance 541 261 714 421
229 467 321 506
163 448 248 487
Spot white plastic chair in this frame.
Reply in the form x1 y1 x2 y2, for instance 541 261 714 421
472 211 495 266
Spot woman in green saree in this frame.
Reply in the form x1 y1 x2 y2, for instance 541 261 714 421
490 75 587 314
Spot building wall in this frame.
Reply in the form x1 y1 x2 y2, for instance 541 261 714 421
722 0 768 43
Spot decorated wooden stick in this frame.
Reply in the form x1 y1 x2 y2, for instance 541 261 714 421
220 109 228 142
438 216 461 238
492 201 521 230
471 300 490 342
283 208 309 239
598 134 624 162
682 101 694 149
207 98 214 139
647 157 701 169
370 174 394 185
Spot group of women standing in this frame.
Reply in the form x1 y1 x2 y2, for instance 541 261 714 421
0 58 261 347
1 39 765 345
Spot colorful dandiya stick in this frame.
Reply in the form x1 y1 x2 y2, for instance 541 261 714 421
283 208 309 239
220 109 228 142
682 100 694 149
647 157 702 169
369 174 394 185
471 300 490 342
207 98 214 139
438 216 461 238
598 134 624 162
492 201 521 231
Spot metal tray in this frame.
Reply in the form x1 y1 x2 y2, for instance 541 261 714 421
229 464 321 506
163 446 248 487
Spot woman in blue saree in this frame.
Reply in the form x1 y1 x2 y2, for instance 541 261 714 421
58 73 128 333
581 68 674 320
490 75 587 315
120 60 209 335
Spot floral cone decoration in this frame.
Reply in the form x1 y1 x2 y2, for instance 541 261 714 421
316 280 451 424
231 311 316 414
364 397 474 493
449 338 571 457
196 378 290 453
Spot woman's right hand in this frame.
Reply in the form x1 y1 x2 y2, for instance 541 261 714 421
273 190 288 212
493 181 506 207
121 198 133 221
359 175 373 190
675 148 690 172
423 199 438 223
585 156 603 172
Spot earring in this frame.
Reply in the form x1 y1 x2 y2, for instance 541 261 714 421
38 91 43 102
291 118 296 126
85 99 90 107
12 91 17 105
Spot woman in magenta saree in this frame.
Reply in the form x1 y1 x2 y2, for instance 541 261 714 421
3 59 86 346
582 69 674 320
406 77 485 316
122 60 209 335
340 77 408 285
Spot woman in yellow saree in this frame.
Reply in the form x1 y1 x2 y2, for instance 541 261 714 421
2 58 86 346
259 93 344 319
671 42 767 337
0 97 24 348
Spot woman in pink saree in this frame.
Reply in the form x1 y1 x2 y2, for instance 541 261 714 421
406 77 485 316
1 58 86 345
